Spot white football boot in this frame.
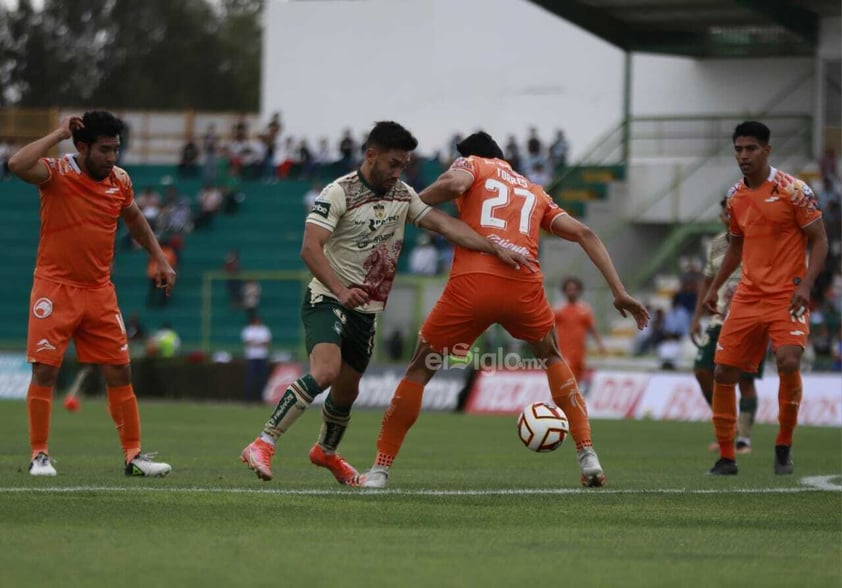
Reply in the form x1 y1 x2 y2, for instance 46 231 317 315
125 452 172 477
29 452 57 477
577 447 606 487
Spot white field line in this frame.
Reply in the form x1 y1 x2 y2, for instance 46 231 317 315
0 476 840 496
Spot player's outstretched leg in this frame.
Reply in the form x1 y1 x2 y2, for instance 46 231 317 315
240 374 319 481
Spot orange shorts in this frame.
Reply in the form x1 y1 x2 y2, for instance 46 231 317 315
715 295 808 373
27 278 130 367
420 274 555 354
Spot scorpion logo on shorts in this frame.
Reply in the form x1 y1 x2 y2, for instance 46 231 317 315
33 297 54 319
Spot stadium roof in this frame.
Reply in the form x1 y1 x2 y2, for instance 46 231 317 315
529 0 839 57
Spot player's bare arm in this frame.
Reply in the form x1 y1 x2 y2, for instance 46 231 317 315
690 274 714 346
550 214 649 329
417 169 474 206
300 223 369 308
790 219 829 317
418 207 537 271
121 202 177 295
7 116 84 185
703 236 742 315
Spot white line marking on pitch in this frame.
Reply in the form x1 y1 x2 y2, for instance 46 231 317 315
0 480 839 496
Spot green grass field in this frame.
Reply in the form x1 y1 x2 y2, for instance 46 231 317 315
1 398 840 588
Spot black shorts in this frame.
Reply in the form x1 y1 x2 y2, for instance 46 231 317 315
301 288 376 373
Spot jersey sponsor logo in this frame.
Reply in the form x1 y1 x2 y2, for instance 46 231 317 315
33 297 53 319
789 330 805 336
120 343 129 351
36 338 56 352
105 187 120 194
451 157 474 173
764 196 780 203
311 201 331 219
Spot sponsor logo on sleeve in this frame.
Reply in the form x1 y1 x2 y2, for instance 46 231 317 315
311 201 331 219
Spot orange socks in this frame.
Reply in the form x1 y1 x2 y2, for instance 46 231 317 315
107 385 142 463
776 371 802 447
27 384 53 457
546 360 592 451
712 382 737 460
374 378 425 467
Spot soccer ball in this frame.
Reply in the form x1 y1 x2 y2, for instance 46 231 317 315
517 402 569 452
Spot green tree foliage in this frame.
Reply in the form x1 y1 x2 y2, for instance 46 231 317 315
0 0 263 110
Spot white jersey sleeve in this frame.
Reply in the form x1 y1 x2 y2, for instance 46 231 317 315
305 183 347 232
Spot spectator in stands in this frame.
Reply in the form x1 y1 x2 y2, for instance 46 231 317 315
819 147 838 184
224 248 243 309
817 176 840 211
228 121 264 180
193 183 223 230
221 164 245 215
242 280 262 321
408 233 439 276
242 314 272 404
675 256 702 313
137 186 162 226
634 307 666 355
0 139 11 180
313 137 332 174
202 124 220 184
302 181 323 214
504 135 522 173
404 155 425 192
524 127 545 175
298 139 316 179
549 129 570 171
157 185 193 235
178 136 200 178
663 293 691 339
276 136 298 179
527 160 551 187
337 128 356 173
259 112 282 181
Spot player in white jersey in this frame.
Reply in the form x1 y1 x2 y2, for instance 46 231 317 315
239 121 531 484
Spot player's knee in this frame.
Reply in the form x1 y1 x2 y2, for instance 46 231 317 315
713 364 740 384
775 354 801 374
100 364 131 387
31 363 59 387
310 361 341 388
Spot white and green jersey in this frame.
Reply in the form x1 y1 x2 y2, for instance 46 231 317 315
305 170 431 313
703 232 742 325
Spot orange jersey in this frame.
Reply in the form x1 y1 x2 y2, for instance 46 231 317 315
448 156 566 282
727 167 822 300
34 155 134 288
553 301 594 362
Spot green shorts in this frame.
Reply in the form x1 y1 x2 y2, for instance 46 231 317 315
301 288 377 373
694 324 764 379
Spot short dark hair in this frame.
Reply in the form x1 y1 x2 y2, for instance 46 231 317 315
72 110 124 146
561 276 583 291
456 131 504 160
366 121 418 152
732 121 770 145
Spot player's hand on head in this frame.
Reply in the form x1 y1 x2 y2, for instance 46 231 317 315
339 286 369 309
57 116 84 140
613 293 650 330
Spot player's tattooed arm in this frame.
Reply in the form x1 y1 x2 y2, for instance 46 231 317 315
417 169 474 206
